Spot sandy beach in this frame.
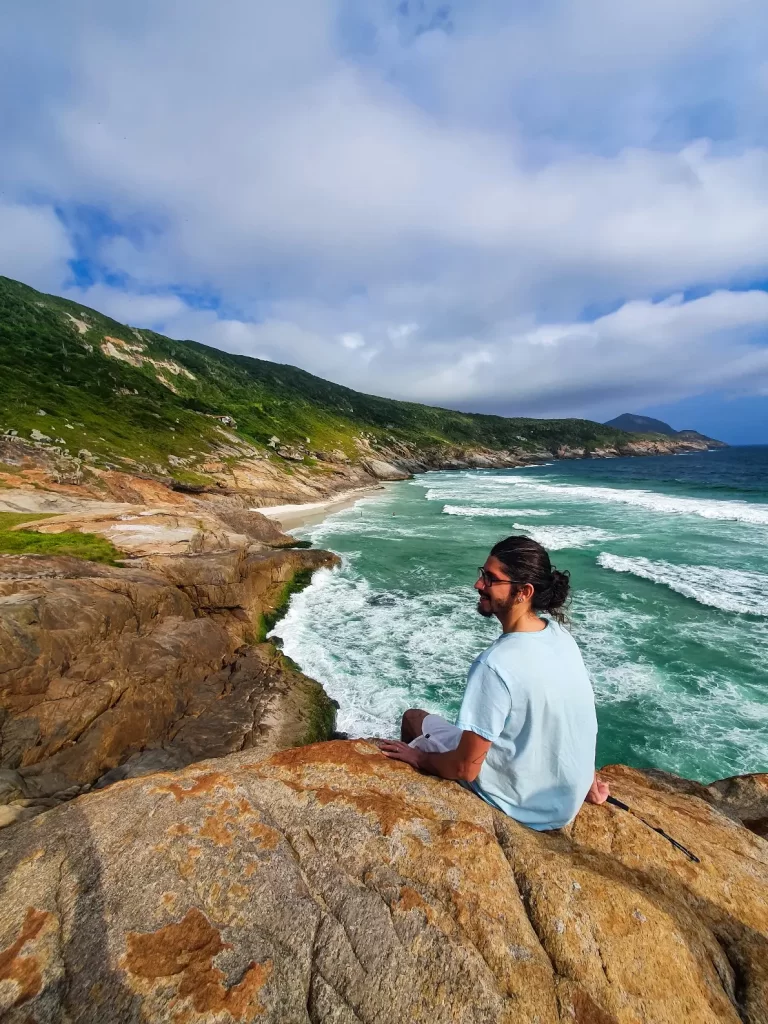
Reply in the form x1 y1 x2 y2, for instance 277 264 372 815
255 484 387 531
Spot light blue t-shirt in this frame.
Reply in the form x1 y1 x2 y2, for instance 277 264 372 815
455 619 597 830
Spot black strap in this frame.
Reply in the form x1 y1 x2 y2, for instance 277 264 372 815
606 795 700 863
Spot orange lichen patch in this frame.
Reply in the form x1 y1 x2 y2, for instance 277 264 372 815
167 824 192 837
267 740 382 778
0 907 54 1007
243 860 259 878
395 887 436 922
153 772 234 802
199 806 236 847
248 821 280 850
312 785 438 835
437 819 493 845
177 845 203 881
123 908 272 1019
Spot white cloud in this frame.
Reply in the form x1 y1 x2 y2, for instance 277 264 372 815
339 332 365 350
62 284 187 327
0 203 73 290
1 0 768 423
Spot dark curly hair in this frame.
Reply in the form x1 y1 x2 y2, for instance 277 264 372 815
490 535 571 623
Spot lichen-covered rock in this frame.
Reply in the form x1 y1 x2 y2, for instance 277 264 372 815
0 744 765 1023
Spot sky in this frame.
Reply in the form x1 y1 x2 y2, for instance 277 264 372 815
2 1 768 443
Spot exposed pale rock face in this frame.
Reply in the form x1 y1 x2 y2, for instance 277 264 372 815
10 508 257 558
0 547 338 807
0 744 765 1023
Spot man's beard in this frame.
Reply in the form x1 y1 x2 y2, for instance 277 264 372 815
477 593 515 619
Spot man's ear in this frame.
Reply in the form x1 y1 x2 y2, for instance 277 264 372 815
520 582 535 602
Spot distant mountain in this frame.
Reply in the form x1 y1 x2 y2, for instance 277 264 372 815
604 414 727 447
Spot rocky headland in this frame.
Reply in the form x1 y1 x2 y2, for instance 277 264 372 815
0 492 766 1023
0 427 722 514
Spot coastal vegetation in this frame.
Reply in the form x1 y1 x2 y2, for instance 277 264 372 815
1 275 656 484
0 512 122 563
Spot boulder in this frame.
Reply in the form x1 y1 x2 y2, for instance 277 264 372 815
0 745 766 1023
641 768 768 839
208 508 296 548
362 459 410 481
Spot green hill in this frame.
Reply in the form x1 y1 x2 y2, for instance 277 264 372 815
0 275 663 483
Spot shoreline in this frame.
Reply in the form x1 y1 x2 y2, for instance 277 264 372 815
255 484 389 532
254 445 730 533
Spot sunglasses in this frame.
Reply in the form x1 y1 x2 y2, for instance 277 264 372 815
477 567 514 587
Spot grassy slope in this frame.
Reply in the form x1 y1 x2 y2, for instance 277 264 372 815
0 512 122 563
0 275 637 478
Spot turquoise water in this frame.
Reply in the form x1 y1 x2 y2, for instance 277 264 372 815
272 447 768 783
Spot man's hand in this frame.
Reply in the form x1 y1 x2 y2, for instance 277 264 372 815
586 772 610 804
377 739 423 769
377 731 491 782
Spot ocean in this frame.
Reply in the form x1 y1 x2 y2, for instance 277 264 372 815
271 446 768 783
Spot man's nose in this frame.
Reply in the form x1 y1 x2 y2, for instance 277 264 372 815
474 578 484 592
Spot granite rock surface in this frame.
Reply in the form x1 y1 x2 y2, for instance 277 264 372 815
0 743 766 1023
0 542 338 813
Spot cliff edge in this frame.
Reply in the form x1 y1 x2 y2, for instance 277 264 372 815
0 506 339 822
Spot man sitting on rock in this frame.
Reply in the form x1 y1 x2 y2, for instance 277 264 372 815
378 535 609 830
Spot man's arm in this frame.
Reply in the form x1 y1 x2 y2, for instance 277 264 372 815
378 730 492 782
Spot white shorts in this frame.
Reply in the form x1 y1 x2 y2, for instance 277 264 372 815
407 714 463 754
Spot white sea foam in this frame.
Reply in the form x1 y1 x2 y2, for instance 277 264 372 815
597 553 768 616
569 590 768 776
425 485 518 502
442 505 552 518
493 480 768 526
512 524 628 550
301 504 442 545
270 565 493 737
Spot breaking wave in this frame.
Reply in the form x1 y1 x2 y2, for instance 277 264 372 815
270 565 493 737
442 505 551 518
597 553 768 616
513 524 630 550
502 480 768 525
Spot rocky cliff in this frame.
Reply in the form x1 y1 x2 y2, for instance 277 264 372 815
0 428 719 514
0 741 766 1023
0 505 339 827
